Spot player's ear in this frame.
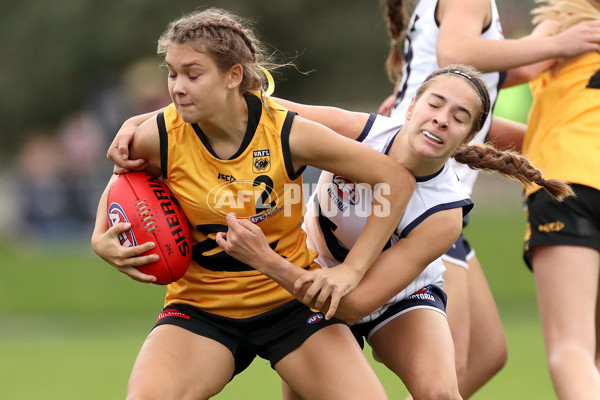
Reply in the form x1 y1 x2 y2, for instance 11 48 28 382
226 64 243 89
405 97 416 120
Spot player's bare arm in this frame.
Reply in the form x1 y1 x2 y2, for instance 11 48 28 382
335 207 463 322
437 0 600 72
289 116 415 318
129 115 162 177
273 97 370 140
91 116 165 283
107 107 165 172
219 207 463 323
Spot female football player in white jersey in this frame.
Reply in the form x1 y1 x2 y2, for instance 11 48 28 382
377 1 600 396
215 65 574 399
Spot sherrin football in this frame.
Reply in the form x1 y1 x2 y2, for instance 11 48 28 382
107 171 192 285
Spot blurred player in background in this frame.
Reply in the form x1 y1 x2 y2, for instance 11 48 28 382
378 0 600 396
520 1 600 398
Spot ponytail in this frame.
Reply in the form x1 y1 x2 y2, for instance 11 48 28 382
384 0 409 82
452 143 575 201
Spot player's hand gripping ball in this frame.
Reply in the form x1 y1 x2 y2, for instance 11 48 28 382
107 172 192 284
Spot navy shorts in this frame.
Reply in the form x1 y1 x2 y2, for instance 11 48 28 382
524 184 600 270
153 300 346 377
350 285 448 347
441 234 474 269
441 215 474 269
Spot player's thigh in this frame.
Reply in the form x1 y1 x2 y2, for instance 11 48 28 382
596 289 600 368
280 380 302 400
532 245 600 350
466 255 506 352
128 324 235 400
275 324 387 400
442 261 470 353
370 309 457 391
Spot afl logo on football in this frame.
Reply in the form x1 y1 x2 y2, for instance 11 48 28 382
307 313 324 324
108 203 138 247
252 149 271 173
332 175 359 205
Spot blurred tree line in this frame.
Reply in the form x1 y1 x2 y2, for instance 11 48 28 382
1 0 532 157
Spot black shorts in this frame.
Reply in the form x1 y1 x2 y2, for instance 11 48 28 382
524 184 600 270
350 285 448 348
153 300 346 377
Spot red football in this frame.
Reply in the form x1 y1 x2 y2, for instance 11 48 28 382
107 172 192 285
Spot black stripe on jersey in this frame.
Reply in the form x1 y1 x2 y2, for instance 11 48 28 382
191 125 217 159
316 202 349 263
587 69 600 89
190 93 261 160
192 223 307 272
281 111 305 180
229 93 262 159
157 112 169 178
356 114 377 143
398 200 474 239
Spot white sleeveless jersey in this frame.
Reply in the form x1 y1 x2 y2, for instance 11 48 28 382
389 0 505 194
303 114 473 323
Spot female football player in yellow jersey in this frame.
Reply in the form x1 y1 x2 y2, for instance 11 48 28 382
91 8 415 400
519 1 600 398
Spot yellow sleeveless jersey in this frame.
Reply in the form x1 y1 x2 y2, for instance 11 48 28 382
157 92 318 318
523 51 600 196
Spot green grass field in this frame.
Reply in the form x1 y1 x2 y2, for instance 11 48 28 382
0 200 556 399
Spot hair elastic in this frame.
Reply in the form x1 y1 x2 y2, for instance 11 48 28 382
258 66 275 119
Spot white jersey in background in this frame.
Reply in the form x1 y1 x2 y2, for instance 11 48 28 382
302 114 473 324
390 0 505 194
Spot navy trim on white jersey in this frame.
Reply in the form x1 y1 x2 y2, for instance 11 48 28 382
356 113 377 143
383 132 399 155
399 199 474 239
415 167 444 182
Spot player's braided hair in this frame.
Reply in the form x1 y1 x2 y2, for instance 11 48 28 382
157 8 278 94
532 0 600 33
383 0 410 82
453 143 575 201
